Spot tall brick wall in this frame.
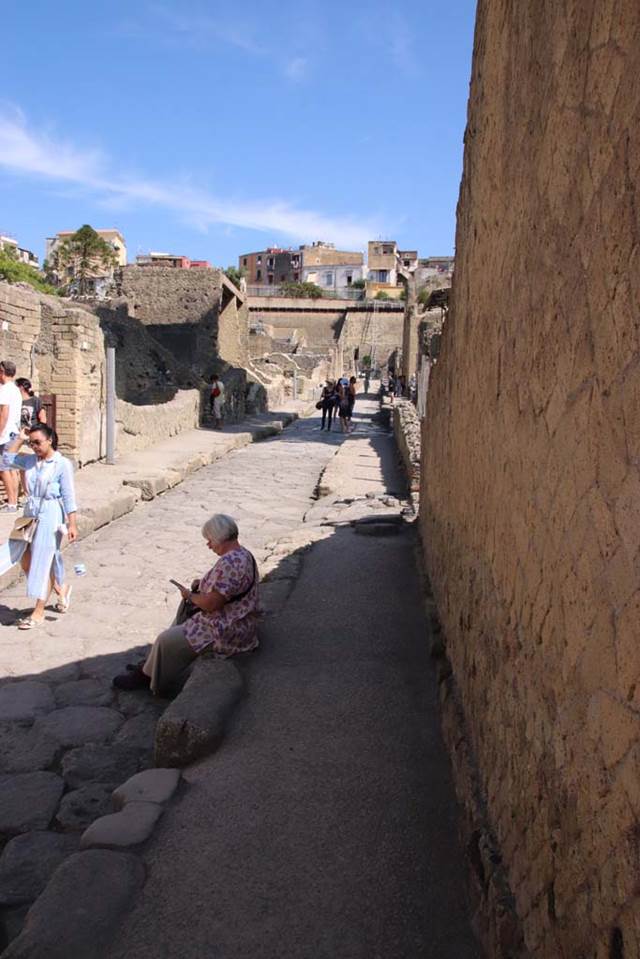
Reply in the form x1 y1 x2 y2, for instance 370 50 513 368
420 3 640 956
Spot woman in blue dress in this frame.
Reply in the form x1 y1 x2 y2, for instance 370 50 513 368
0 424 78 629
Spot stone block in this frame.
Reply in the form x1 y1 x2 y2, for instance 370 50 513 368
0 725 59 773
0 832 79 907
154 658 244 767
2 850 145 958
80 801 163 849
55 784 115 832
0 682 55 723
0 772 64 836
54 679 113 708
113 768 180 810
61 743 144 789
34 706 123 748
113 711 159 751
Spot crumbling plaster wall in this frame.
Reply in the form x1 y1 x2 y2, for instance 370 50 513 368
419 3 640 957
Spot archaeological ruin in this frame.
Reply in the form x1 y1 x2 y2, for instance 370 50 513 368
420 2 640 956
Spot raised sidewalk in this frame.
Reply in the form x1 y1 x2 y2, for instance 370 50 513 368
0 404 310 591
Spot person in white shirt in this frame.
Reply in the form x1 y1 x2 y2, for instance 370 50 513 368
0 360 24 512
209 374 225 430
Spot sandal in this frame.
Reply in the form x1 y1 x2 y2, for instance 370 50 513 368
54 586 73 614
17 617 43 630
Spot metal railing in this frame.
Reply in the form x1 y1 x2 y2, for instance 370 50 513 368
246 285 366 301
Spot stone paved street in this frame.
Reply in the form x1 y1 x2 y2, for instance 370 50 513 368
0 397 479 956
0 413 348 945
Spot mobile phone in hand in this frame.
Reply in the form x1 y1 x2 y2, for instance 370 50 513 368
169 579 187 591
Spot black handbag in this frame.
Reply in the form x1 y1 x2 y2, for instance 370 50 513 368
175 554 257 625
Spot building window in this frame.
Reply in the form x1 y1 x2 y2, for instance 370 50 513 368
324 272 333 286
257 255 262 265
256 269 262 281
403 259 411 268
346 273 353 285
280 274 286 282
267 257 274 268
268 274 274 285
293 272 299 281
377 270 389 283
243 258 247 266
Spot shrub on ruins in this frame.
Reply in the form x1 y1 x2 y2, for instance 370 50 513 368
374 291 391 300
224 266 246 289
351 279 365 289
0 250 59 295
280 281 324 299
55 225 118 295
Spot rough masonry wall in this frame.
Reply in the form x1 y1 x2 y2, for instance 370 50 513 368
116 267 224 326
420 3 640 957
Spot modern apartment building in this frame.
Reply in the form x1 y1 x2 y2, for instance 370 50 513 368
0 234 39 268
239 241 364 292
135 253 211 269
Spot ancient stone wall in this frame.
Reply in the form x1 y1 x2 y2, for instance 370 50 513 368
115 266 224 327
420 3 640 956
0 284 42 384
115 390 200 456
341 310 404 369
392 401 421 494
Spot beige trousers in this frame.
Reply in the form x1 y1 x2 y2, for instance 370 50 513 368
143 624 198 696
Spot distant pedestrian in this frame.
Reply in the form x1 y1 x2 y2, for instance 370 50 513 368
320 380 336 432
210 374 225 430
16 379 46 505
17 379 47 429
347 376 357 431
364 370 370 394
395 376 404 398
338 378 350 433
0 361 23 513
0 425 77 628
388 373 396 405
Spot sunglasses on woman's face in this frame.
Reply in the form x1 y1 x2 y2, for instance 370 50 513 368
28 439 44 447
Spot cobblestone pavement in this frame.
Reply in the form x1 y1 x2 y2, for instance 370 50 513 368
0 413 354 943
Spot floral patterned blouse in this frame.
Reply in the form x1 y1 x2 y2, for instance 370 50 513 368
184 546 259 655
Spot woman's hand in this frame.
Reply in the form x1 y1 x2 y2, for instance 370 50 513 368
67 516 78 543
191 578 200 591
179 584 192 601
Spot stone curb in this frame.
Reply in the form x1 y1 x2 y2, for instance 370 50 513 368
2 768 182 954
0 412 300 595
154 659 245 768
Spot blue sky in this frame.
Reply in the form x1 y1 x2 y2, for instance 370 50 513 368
1 1 477 267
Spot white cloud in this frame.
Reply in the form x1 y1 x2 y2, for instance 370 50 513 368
284 57 308 82
0 107 377 249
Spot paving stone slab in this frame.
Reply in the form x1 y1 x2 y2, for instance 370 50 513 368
61 743 146 789
0 683 55 724
154 659 244 767
0 725 59 773
54 679 114 708
113 711 159 751
34 706 123 748
2 850 145 958
0 832 79 906
55 784 115 832
0 773 64 836
80 801 163 849
113 768 181 810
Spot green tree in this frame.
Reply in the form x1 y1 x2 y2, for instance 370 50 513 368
0 250 59 295
224 266 246 288
57 225 118 295
280 281 324 299
351 278 365 289
374 290 390 300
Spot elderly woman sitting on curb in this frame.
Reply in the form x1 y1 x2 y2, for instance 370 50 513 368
114 514 259 695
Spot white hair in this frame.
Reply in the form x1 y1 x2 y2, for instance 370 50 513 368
201 513 239 545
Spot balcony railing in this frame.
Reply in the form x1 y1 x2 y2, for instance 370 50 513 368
246 285 366 300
